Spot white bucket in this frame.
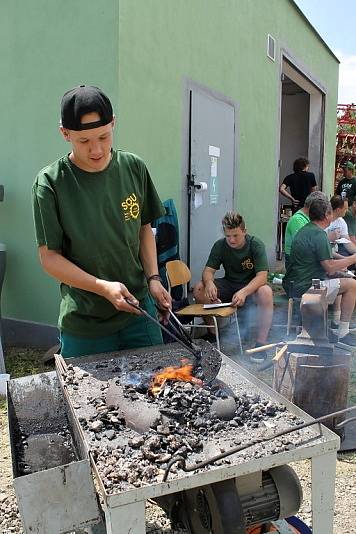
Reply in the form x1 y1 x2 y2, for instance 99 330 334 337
0 373 10 397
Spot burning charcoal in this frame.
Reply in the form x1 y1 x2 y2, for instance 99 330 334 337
128 436 145 448
90 420 104 433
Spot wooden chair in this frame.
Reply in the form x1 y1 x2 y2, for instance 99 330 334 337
165 260 243 354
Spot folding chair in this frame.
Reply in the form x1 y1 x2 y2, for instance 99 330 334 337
165 260 243 355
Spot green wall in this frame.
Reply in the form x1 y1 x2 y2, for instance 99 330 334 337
117 0 338 250
0 0 338 328
0 0 119 325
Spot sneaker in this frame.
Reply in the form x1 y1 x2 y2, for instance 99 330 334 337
328 330 339 344
330 320 356 332
336 333 356 350
249 347 268 363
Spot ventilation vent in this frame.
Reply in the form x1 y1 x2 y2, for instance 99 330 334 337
267 34 276 61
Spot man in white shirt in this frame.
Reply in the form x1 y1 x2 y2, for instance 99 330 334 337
326 195 356 255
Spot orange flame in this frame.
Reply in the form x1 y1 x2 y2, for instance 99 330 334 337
150 361 202 395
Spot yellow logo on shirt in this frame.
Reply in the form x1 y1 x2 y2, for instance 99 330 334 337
242 258 254 270
122 193 140 221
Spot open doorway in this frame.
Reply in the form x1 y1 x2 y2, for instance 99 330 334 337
277 58 325 260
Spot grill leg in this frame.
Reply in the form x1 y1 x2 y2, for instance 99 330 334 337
104 501 146 533
311 450 337 534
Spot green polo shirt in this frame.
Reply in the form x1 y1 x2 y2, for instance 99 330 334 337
283 222 332 297
284 209 310 255
206 235 269 285
343 209 356 238
32 150 165 337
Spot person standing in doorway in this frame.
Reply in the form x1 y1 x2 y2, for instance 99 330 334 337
279 157 317 213
32 85 171 358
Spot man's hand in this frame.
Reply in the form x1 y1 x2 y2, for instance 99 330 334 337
204 280 220 302
292 198 299 208
232 289 247 307
97 280 141 314
328 229 341 242
148 280 172 322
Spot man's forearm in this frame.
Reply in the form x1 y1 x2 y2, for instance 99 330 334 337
39 248 108 297
322 255 356 274
139 224 159 278
239 273 267 297
279 186 295 203
202 267 216 285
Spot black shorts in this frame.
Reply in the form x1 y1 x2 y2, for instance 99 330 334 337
214 278 248 303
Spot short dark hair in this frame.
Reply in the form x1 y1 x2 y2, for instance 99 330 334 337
222 212 245 230
293 157 309 173
330 195 346 211
309 198 332 221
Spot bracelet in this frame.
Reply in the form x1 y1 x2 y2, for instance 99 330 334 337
147 274 162 284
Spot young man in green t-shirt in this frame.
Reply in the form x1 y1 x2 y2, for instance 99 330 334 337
32 85 171 357
193 212 273 361
283 197 356 349
284 191 327 267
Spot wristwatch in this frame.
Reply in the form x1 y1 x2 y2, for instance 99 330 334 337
147 274 163 283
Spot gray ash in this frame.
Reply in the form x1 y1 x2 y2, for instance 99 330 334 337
85 378 287 492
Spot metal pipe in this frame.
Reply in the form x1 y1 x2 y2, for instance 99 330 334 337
163 405 356 481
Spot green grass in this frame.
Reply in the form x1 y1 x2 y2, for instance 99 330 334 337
4 346 54 379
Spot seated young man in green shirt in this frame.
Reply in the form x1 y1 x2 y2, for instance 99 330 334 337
284 191 327 268
32 85 171 358
193 212 273 362
283 197 356 349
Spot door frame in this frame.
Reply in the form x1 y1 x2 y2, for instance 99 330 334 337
181 79 239 268
275 49 326 261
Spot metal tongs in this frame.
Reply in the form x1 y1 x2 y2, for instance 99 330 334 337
124 298 202 360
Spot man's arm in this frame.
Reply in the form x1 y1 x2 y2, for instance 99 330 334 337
279 183 299 207
39 247 141 314
231 271 268 307
321 254 356 274
202 266 219 301
139 223 171 312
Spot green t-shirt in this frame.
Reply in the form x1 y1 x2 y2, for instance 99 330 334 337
206 235 269 285
283 222 332 297
343 209 356 237
32 150 165 337
284 210 310 255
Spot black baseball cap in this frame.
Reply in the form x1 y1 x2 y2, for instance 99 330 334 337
60 85 113 130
